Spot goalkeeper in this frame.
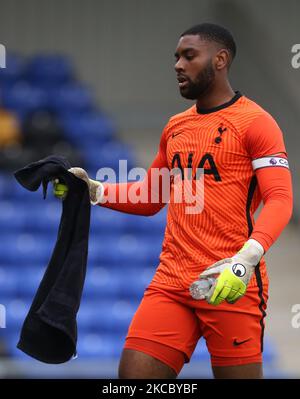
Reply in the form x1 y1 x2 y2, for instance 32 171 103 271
54 23 293 379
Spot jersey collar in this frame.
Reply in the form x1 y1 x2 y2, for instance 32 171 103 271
196 91 242 114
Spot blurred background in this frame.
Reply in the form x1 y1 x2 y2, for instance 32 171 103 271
0 0 299 378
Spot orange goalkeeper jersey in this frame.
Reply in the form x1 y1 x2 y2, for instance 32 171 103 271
101 92 292 290
149 92 289 289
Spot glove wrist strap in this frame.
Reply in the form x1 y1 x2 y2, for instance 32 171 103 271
90 181 104 205
237 239 264 266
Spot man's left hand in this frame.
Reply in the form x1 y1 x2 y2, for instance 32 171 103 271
199 239 264 306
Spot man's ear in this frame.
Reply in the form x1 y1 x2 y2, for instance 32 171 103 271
215 49 231 70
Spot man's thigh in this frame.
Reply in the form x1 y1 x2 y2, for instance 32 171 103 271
120 286 201 378
212 362 263 379
119 348 178 379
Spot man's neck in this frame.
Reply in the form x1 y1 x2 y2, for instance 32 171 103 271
196 82 235 110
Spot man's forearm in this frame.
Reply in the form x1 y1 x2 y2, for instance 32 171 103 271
98 181 166 216
250 167 293 252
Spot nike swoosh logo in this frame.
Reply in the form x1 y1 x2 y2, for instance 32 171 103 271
172 132 182 138
233 338 251 346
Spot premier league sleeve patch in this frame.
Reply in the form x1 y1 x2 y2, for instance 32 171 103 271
252 156 289 171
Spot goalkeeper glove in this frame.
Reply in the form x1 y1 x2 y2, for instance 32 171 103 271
196 239 264 306
53 167 104 205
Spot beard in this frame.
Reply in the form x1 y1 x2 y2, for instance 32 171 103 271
179 60 215 100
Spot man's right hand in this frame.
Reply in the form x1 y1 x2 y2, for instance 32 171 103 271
53 179 69 200
53 167 104 204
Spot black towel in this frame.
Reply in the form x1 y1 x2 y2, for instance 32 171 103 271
14 155 91 364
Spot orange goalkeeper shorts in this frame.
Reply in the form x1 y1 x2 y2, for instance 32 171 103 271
124 278 268 374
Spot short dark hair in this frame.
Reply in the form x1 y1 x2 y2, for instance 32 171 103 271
181 23 237 61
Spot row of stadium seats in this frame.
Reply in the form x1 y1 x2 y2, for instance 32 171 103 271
0 54 73 85
0 235 162 265
1 82 96 118
0 200 167 234
0 266 155 299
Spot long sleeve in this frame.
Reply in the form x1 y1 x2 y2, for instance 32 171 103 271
244 113 293 252
98 127 169 216
250 166 293 251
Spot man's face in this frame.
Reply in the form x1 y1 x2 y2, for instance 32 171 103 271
174 35 217 100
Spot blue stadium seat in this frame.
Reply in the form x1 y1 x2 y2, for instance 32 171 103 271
23 201 61 233
4 299 30 333
1 82 48 119
10 180 44 202
60 112 115 145
0 233 54 265
0 266 18 297
85 140 135 172
76 333 125 359
88 234 152 266
115 267 155 298
49 84 93 114
0 174 12 200
90 206 129 234
15 266 45 297
83 265 154 299
87 236 107 264
4 334 29 359
26 54 73 86
0 201 27 232
1 199 61 235
77 299 138 333
0 53 25 84
83 267 120 298
87 235 115 264
127 208 167 235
